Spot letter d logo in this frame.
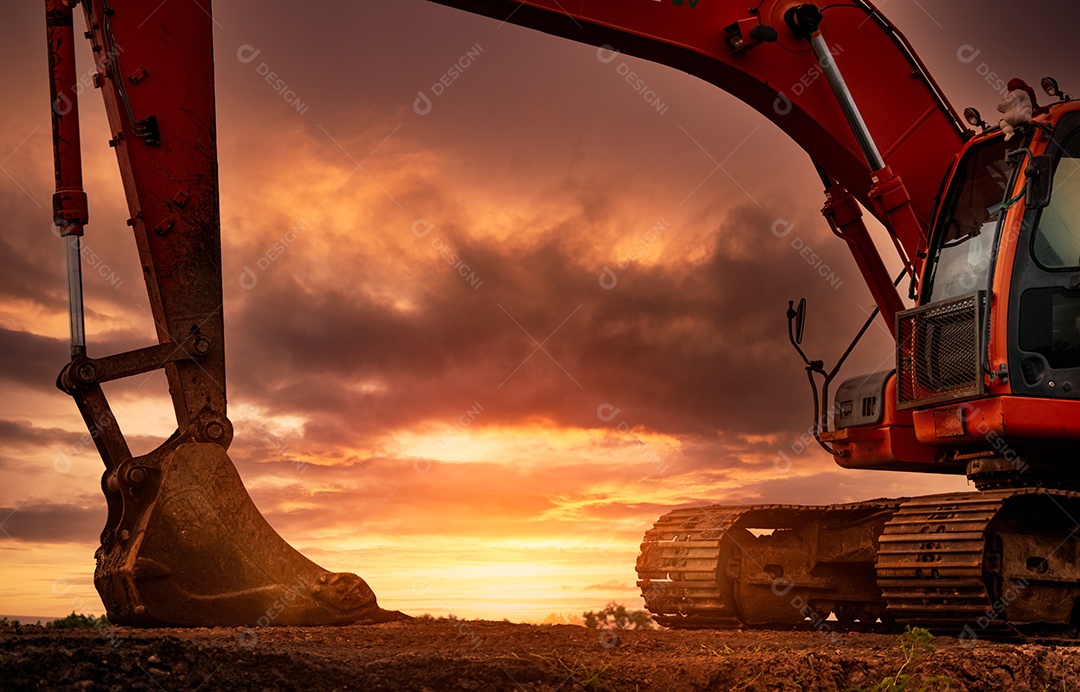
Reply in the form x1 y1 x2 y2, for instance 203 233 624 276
413 91 433 116
236 44 261 64
412 219 435 238
239 266 258 290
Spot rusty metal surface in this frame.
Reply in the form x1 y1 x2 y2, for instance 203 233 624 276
878 492 1005 630
878 489 1080 638
95 441 405 626
719 503 899 628
637 506 743 629
58 337 211 389
46 0 88 237
638 501 901 630
79 0 226 432
642 491 1080 639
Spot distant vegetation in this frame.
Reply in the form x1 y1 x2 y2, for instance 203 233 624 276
46 612 111 629
413 613 463 622
582 602 658 630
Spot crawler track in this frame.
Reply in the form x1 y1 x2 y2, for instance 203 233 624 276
878 489 1080 639
636 505 743 628
876 491 1014 634
637 500 899 629
638 490 1080 639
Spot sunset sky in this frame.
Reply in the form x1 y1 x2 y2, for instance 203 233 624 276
2 1 1079 622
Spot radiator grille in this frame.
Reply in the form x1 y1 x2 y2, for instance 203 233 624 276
896 291 986 410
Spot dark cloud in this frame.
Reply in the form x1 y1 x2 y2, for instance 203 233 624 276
583 580 637 592
0 501 103 544
222 190 875 456
0 420 84 461
0 229 64 310
0 328 70 390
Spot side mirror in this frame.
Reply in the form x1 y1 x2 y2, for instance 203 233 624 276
794 297 807 345
1026 155 1053 210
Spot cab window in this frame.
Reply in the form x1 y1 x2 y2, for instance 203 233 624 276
924 136 1013 303
1032 130 1080 269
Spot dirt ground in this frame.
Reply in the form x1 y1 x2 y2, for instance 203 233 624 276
2 619 1078 691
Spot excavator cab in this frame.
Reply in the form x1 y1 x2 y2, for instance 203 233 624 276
827 102 1080 489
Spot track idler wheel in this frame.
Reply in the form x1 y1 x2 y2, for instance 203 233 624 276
94 442 406 626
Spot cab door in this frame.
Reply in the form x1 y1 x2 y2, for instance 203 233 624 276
1009 112 1080 399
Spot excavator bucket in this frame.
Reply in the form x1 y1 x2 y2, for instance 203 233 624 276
95 441 405 626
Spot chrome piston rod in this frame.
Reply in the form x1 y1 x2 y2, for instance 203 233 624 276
809 32 886 172
64 233 87 358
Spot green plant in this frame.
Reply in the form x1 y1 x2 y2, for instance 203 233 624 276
869 627 951 692
46 612 110 629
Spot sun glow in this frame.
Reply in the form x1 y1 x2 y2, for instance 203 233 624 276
391 422 682 466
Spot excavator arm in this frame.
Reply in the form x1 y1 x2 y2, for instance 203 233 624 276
47 0 973 627
48 0 402 626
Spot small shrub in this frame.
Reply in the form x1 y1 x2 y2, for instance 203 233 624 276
46 612 110 629
582 602 658 630
871 627 951 692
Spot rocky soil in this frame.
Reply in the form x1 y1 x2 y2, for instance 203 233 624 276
2 619 1078 690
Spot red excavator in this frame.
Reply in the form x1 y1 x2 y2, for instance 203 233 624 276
47 0 1080 637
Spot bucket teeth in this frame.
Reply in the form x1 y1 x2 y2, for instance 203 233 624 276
95 442 406 626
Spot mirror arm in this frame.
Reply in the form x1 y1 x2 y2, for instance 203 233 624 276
786 268 905 456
